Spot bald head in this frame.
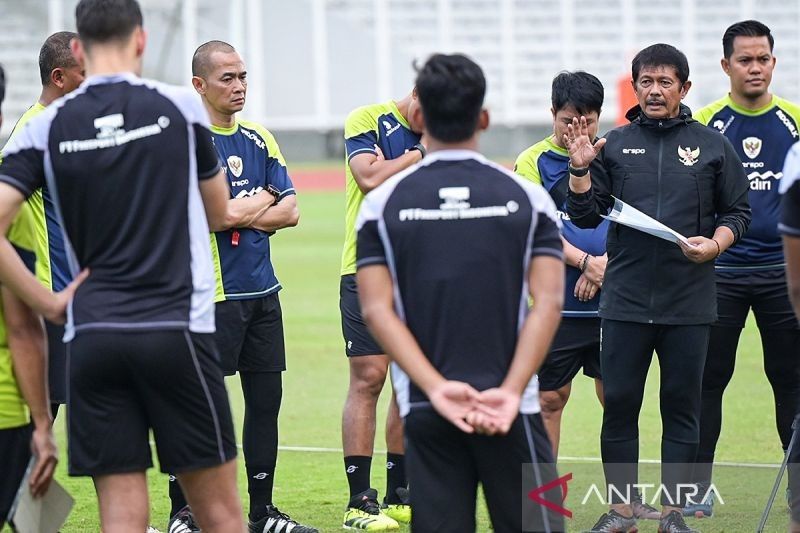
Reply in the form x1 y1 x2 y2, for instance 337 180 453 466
192 40 236 78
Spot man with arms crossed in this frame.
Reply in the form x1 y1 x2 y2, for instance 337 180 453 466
340 85 425 530
689 20 800 518
165 40 316 533
566 43 750 533
0 1 246 531
2 31 85 419
358 53 565 533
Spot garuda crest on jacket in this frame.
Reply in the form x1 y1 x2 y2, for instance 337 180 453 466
678 146 700 166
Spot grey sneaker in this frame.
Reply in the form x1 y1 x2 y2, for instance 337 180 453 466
632 498 661 520
682 482 713 518
659 510 699 533
583 510 638 532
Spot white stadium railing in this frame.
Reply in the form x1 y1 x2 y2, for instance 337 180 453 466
1 0 799 138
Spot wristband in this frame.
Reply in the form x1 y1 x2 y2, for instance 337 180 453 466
712 238 721 258
569 164 590 177
579 253 590 273
410 142 427 159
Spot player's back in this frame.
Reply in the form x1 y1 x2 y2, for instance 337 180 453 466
358 150 562 398
0 73 216 339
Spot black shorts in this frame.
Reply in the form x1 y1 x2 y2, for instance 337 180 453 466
404 409 563 533
46 321 67 405
715 270 799 330
339 274 383 357
0 424 32 522
215 293 286 375
538 317 601 391
67 330 237 477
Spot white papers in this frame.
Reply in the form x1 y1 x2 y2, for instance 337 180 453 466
601 196 693 247
7 459 74 533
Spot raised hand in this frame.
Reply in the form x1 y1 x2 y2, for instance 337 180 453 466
563 116 606 169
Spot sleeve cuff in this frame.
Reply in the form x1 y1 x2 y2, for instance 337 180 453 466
347 147 378 162
531 248 565 261
0 174 35 198
779 223 800 238
278 187 296 199
198 163 221 180
717 222 742 244
356 256 388 269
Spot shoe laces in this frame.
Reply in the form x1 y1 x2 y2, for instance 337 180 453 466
633 498 660 514
356 497 382 515
267 506 297 524
661 510 693 532
592 510 631 530
181 515 199 531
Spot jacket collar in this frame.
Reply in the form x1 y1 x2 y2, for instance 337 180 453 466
625 103 696 129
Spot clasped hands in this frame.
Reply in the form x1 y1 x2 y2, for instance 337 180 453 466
428 380 521 436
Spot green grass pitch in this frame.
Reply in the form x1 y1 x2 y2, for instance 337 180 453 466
17 191 796 532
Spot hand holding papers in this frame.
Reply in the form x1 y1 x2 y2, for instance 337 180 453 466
7 459 74 533
601 196 693 247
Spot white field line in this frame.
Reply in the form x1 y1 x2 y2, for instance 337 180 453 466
149 441 783 468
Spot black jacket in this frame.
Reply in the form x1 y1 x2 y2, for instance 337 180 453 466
567 104 751 324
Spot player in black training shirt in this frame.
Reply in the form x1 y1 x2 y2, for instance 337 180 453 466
0 1 245 531
357 53 565 533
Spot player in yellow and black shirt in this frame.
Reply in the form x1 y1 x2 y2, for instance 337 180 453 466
340 89 425 530
1 31 84 418
0 61 59 531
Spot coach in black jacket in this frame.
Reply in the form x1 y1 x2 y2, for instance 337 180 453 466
566 44 750 533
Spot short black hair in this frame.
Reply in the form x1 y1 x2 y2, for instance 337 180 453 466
192 40 237 78
722 20 774 59
39 31 79 86
0 63 6 112
632 43 690 85
551 71 604 116
75 0 143 49
415 53 486 143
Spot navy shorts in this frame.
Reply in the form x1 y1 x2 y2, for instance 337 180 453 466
538 317 601 391
339 274 383 357
214 293 286 375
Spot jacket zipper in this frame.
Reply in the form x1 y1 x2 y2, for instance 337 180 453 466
648 132 664 322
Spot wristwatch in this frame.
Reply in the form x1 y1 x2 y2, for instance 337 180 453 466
569 164 589 177
410 142 427 159
266 184 281 199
